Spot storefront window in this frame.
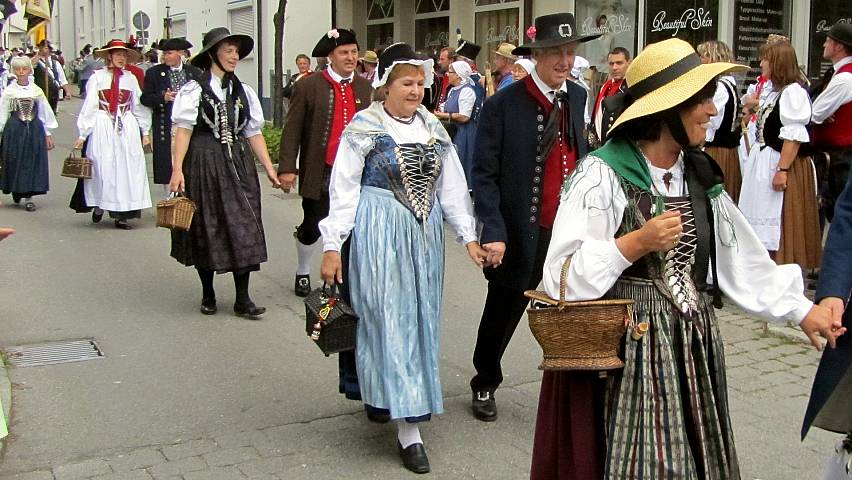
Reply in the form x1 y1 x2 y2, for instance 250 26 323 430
474 7 520 68
644 0 719 47
368 0 393 21
733 0 791 88
367 23 395 52
415 18 450 59
576 0 638 74
808 4 852 81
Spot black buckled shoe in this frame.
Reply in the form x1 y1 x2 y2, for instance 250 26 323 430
397 441 430 474
472 390 497 422
200 298 217 315
114 219 132 230
24 202 36 212
294 274 311 297
92 208 103 223
234 302 266 319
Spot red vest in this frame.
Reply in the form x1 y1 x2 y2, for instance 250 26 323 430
322 70 356 166
811 63 852 149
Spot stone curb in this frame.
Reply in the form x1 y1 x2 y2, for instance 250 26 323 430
764 321 812 346
0 352 12 453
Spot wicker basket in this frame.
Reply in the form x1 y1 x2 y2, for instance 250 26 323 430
61 150 92 179
525 257 633 371
156 195 196 231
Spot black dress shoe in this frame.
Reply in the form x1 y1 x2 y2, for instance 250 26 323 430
200 298 217 315
366 410 391 424
234 302 266 319
294 274 311 297
24 202 36 212
472 390 497 422
397 441 430 474
92 209 103 223
114 219 132 230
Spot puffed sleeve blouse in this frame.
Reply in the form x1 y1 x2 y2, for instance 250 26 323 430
0 82 58 134
768 82 811 144
542 154 814 324
319 108 478 252
171 78 265 138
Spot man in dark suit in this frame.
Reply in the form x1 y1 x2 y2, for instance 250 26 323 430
278 29 373 297
802 175 852 443
33 39 71 112
470 12 601 421
140 38 202 197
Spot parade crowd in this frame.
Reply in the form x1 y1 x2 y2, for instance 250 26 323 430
0 9 851 480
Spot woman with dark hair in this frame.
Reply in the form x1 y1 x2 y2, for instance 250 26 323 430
168 28 280 318
739 39 822 271
319 43 485 473
531 38 844 479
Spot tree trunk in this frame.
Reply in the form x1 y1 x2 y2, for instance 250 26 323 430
272 0 287 128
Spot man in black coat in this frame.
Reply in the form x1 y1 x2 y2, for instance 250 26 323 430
141 38 202 197
469 13 600 421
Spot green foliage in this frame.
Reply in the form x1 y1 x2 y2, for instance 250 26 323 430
261 123 282 164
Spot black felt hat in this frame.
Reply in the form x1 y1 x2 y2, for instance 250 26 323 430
159 38 193 52
513 13 602 56
373 42 434 89
827 23 852 48
312 28 359 57
456 39 481 60
190 27 253 69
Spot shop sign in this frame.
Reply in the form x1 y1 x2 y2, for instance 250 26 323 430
580 14 633 36
733 0 790 87
644 0 719 46
650 8 713 37
808 2 852 80
484 25 519 44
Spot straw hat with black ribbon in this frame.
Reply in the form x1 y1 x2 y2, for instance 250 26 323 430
606 38 748 139
372 42 434 90
189 27 253 70
94 39 142 64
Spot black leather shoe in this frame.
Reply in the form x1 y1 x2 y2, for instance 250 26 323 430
24 202 36 212
92 209 103 223
234 302 266 319
294 274 311 297
366 410 391 424
472 390 497 422
397 441 430 474
200 298 217 315
114 219 132 230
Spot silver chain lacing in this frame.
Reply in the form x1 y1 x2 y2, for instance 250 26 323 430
12 98 35 122
661 198 700 315
395 143 442 224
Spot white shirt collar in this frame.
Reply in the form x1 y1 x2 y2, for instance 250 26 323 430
645 154 685 194
327 67 354 84
833 56 852 71
169 62 184 72
530 67 566 102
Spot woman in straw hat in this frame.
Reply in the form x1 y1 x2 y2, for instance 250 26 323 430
71 39 152 230
697 40 743 203
319 43 485 474
434 60 481 188
532 38 845 479
0 56 58 212
739 39 823 272
168 27 280 318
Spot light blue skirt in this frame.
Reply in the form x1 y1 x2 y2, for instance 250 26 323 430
349 186 445 419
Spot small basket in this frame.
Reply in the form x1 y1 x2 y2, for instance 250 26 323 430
61 150 93 179
304 283 358 356
525 257 633 371
156 194 196 231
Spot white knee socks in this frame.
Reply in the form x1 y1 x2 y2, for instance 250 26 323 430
296 240 318 276
396 420 423 448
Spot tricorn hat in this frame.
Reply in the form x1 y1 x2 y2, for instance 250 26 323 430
513 13 602 56
190 27 253 69
94 39 142 63
827 22 852 48
159 37 193 52
373 42 434 90
312 28 359 58
456 38 481 60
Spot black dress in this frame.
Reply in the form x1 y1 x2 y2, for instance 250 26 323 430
1 95 50 199
170 73 268 274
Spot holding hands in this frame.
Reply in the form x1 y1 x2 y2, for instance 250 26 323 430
800 297 847 351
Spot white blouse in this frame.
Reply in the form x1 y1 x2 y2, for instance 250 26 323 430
171 78 265 138
77 68 151 140
443 84 476 117
705 75 735 143
0 81 58 134
542 155 813 324
761 83 811 144
319 109 478 252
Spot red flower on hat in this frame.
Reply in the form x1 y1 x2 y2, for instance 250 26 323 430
526 26 537 41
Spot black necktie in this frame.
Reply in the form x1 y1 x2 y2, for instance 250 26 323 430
552 91 574 144
340 78 350 86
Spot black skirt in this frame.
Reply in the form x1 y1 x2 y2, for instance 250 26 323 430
170 133 267 273
1 115 49 197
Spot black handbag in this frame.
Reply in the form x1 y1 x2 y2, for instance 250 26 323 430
304 283 358 356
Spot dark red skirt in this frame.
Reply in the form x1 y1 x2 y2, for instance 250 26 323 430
530 371 608 480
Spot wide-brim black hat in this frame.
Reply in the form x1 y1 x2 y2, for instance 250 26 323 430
190 27 253 69
827 22 852 48
513 13 602 56
373 42 434 89
456 39 481 60
159 37 193 52
312 28 359 57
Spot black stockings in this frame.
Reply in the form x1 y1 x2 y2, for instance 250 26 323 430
196 268 252 305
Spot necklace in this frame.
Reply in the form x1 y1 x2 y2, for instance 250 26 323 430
383 105 416 125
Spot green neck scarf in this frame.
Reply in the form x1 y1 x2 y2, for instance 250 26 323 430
593 138 654 192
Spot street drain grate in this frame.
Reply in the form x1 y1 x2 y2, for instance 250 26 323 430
3 339 105 367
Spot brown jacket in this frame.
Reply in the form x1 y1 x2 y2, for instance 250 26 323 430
278 72 373 200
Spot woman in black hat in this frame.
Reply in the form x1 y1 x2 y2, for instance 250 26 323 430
318 42 485 473
168 27 281 318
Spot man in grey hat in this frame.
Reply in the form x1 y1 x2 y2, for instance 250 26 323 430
812 23 852 223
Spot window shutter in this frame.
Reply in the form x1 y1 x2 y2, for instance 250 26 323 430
229 6 254 37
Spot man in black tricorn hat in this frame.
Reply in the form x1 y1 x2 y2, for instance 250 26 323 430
278 29 373 297
141 38 202 196
469 12 600 422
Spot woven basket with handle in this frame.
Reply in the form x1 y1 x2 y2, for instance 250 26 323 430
525 257 633 371
156 194 196 231
60 149 92 179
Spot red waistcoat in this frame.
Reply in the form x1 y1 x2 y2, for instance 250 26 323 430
811 63 852 149
322 70 357 166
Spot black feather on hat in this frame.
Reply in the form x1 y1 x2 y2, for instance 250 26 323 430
312 28 359 58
